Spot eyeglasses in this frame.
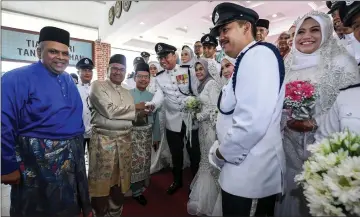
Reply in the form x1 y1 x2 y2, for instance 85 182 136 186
135 75 150 79
110 66 126 73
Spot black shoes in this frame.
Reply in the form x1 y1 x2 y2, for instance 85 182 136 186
166 182 183 195
133 195 147 206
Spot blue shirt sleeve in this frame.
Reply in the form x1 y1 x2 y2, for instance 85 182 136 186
1 73 22 175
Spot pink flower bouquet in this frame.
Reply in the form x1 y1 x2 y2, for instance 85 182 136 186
284 80 317 120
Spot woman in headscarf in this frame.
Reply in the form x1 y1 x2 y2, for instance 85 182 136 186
147 61 163 94
187 58 221 216
276 32 291 59
219 55 235 86
181 46 197 67
275 11 360 216
287 24 296 48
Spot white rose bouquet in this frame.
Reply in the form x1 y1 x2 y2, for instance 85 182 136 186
295 130 360 216
182 96 201 118
181 96 201 147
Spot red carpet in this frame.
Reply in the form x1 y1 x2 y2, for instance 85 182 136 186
122 168 193 216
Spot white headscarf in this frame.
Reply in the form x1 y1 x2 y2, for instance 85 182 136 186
148 61 163 75
221 55 236 66
288 12 329 71
181 46 196 67
219 55 236 86
147 61 163 93
285 10 359 115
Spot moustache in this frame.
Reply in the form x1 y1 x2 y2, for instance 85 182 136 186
219 39 229 45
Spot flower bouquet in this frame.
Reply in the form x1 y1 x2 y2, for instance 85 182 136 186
284 80 317 120
295 130 360 216
182 96 202 119
181 96 201 147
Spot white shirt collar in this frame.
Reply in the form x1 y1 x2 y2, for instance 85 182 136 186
236 40 257 58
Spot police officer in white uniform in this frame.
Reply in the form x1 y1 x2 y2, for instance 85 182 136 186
123 57 146 90
208 3 286 216
76 57 94 151
201 34 221 73
315 83 360 142
147 43 200 195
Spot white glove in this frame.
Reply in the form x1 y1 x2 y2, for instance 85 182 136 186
145 101 156 112
208 140 225 170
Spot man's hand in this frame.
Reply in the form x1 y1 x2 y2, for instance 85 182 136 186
1 170 21 185
146 104 155 112
135 102 146 110
153 141 160 152
287 119 317 132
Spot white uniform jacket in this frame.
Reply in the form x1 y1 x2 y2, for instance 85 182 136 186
77 83 92 138
150 64 198 132
315 84 360 142
215 41 286 198
338 33 360 65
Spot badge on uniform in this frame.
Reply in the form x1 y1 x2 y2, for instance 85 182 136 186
176 74 189 85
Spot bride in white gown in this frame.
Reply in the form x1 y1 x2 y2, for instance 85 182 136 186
187 58 222 216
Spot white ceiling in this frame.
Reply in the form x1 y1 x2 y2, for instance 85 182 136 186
1 1 330 53
1 1 104 41
101 1 330 52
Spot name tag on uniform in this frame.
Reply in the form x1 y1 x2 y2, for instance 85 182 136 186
176 74 189 85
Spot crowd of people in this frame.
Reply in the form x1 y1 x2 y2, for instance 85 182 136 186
2 1 360 217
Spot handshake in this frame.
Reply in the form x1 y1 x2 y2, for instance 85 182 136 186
135 102 155 117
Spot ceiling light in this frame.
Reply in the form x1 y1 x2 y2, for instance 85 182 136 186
272 14 277 18
140 22 144 25
184 26 188 29
246 1 251 3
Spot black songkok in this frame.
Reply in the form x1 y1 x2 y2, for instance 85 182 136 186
109 54 127 66
256 19 270 29
135 63 150 73
39 26 70 46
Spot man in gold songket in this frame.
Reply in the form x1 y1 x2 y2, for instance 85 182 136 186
88 54 146 217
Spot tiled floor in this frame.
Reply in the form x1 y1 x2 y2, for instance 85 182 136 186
1 151 89 216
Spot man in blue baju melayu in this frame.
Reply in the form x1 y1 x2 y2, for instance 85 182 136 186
1 26 92 217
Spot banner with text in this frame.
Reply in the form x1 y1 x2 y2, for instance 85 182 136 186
1 27 93 66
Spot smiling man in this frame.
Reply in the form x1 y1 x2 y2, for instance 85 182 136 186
129 62 161 206
1 26 92 217
88 54 146 217
208 3 286 216
147 42 201 195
